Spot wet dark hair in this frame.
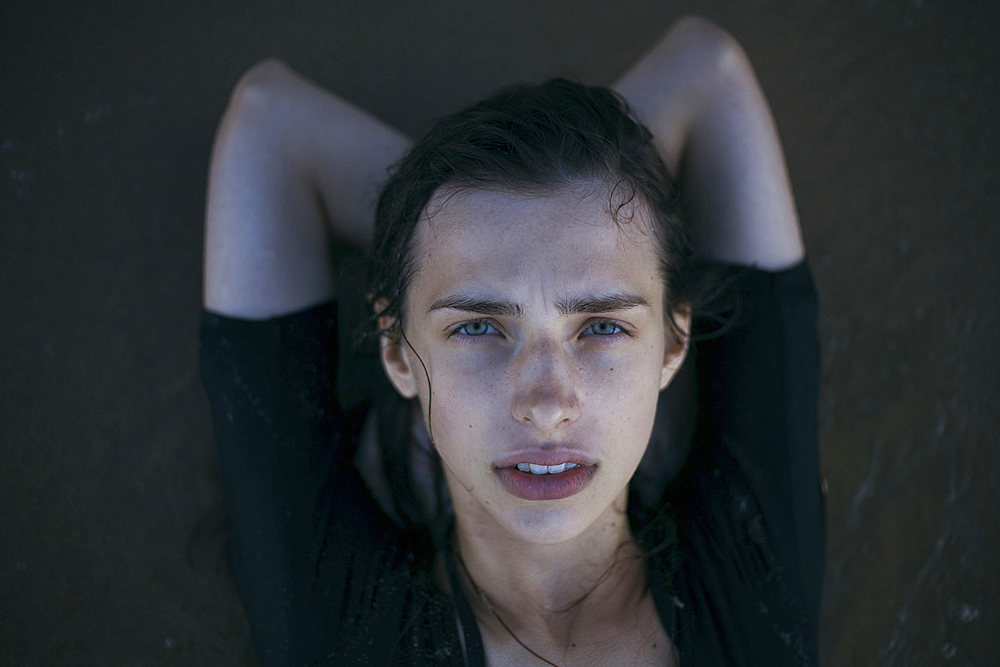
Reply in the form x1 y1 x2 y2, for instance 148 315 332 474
361 78 703 550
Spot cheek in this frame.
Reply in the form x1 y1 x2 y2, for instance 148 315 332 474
587 378 659 444
581 347 664 417
422 358 505 449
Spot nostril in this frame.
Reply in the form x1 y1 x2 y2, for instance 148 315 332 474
514 388 580 429
511 352 581 428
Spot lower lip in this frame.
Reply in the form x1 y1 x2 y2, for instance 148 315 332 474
495 465 596 501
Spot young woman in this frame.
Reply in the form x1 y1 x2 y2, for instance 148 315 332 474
200 15 824 666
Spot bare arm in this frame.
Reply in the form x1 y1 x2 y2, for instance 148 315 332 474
614 16 804 270
204 59 412 318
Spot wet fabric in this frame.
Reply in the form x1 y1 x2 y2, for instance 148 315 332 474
199 260 823 666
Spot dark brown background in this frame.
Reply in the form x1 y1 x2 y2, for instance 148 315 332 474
2 0 997 664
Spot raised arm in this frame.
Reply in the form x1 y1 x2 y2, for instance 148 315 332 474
204 59 411 318
618 19 824 642
614 16 804 271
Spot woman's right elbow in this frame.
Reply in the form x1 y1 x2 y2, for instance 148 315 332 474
223 58 296 125
669 15 738 52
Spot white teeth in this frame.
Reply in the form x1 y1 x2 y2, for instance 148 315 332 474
515 462 581 474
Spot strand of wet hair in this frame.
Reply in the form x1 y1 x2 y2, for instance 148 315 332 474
399 326 434 446
455 544 563 667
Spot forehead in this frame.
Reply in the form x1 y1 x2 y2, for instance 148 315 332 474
408 187 663 310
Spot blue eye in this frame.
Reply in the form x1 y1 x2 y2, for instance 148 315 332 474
457 320 498 336
586 321 623 336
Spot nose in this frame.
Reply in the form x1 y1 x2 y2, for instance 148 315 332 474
511 339 581 431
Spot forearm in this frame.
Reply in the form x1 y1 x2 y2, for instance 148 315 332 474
204 60 411 318
614 16 804 270
216 60 411 246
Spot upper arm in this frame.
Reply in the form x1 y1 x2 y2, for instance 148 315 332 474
198 302 403 663
614 16 805 270
692 263 825 631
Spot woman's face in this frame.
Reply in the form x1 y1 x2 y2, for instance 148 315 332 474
380 187 688 546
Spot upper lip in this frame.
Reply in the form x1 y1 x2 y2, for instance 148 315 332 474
493 448 597 469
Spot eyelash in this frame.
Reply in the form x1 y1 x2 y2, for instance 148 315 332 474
450 318 631 340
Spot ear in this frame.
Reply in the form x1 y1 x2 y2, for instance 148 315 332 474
378 316 420 399
660 309 691 391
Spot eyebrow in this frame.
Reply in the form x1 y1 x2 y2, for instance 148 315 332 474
428 295 523 317
427 292 649 317
556 293 650 315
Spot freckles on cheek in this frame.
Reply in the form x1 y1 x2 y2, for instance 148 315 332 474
591 361 659 423
433 364 502 432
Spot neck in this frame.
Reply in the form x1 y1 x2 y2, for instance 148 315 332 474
450 490 647 643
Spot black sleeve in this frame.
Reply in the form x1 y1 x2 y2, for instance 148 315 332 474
691 260 825 633
198 302 391 665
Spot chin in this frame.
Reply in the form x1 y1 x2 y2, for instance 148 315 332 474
498 502 602 545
